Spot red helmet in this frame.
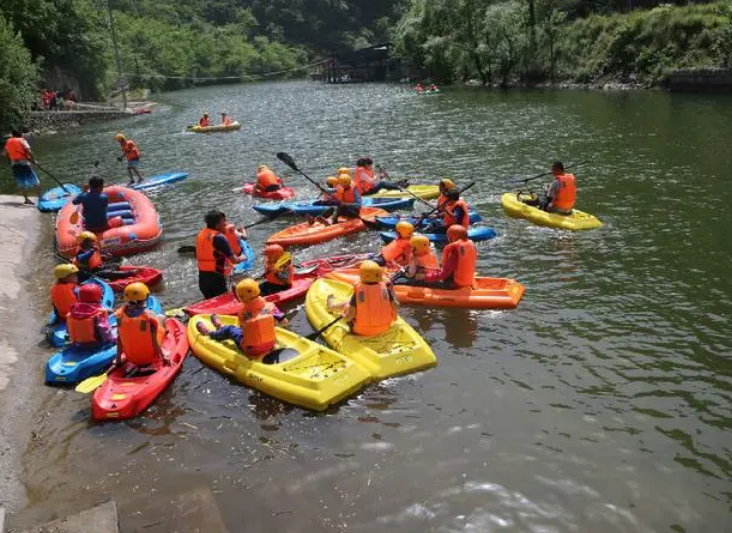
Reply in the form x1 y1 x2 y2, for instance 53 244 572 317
78 283 103 303
264 244 285 258
446 224 468 242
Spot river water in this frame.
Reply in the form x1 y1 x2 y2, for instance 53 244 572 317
8 82 732 532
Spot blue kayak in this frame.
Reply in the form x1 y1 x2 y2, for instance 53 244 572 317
233 238 256 274
38 184 82 213
131 172 188 191
45 295 164 384
379 227 497 244
252 197 415 217
375 211 482 230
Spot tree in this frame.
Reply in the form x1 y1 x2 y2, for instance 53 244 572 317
0 15 40 132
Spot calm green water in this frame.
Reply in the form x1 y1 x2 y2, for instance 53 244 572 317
11 82 732 532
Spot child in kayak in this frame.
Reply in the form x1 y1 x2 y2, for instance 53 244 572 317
393 235 439 286
329 174 362 225
353 157 406 195
196 279 288 359
374 221 414 267
259 245 294 297
51 264 80 321
256 165 284 194
73 231 137 282
115 283 169 372
67 283 116 347
422 225 477 290
223 223 250 264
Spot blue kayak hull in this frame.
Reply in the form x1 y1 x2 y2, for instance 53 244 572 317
45 343 117 385
375 211 482 230
132 172 188 191
38 184 82 213
252 197 415 217
379 227 497 244
233 238 255 274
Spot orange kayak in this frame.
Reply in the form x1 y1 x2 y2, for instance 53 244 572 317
326 268 525 309
266 207 388 247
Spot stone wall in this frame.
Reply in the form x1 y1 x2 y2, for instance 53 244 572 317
666 69 732 92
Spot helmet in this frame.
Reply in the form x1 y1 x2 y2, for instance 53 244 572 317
440 178 455 191
257 164 269 172
235 278 260 302
326 176 339 187
338 174 352 187
114 133 126 142
395 221 415 239
203 112 209 117
78 283 103 303
337 167 351 176
447 224 468 242
410 234 430 253
54 263 79 281
359 260 384 284
264 244 285 259
77 231 97 244
124 282 150 302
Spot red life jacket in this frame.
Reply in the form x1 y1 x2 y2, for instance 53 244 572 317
122 140 140 161
224 224 242 256
354 166 375 194
265 260 294 287
5 137 30 162
73 246 103 270
336 185 358 204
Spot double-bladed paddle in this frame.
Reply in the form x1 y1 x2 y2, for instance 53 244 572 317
508 160 590 185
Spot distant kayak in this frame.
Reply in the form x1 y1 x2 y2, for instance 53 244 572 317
379 226 496 244
131 172 188 191
374 211 482 230
365 185 440 200
38 184 81 213
242 183 296 200
252 196 414 217
501 193 602 231
266 208 388 247
188 122 241 133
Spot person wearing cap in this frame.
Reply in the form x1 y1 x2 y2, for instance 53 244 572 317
66 283 115 347
353 157 407 195
115 133 144 185
115 282 168 370
3 130 41 205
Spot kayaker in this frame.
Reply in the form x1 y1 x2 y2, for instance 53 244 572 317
314 176 340 206
430 84 439 91
198 113 210 127
196 210 245 299
3 130 41 205
423 225 477 289
221 113 234 126
437 179 455 209
256 165 283 193
353 157 406 195
115 283 169 370
51 264 80 321
115 133 144 185
441 189 470 229
375 221 414 267
330 174 362 225
73 231 136 282
393 234 439 286
542 162 576 215
327 260 398 337
415 82 424 93
260 244 294 296
66 283 115 347
195 278 288 359
71 175 113 232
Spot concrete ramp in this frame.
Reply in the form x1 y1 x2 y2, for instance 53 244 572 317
17 501 118 533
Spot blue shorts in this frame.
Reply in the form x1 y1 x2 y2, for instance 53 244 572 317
12 164 40 189
127 159 140 169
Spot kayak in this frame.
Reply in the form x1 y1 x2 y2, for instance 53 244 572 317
189 122 241 133
501 193 602 231
305 278 437 379
267 207 389 247
184 264 326 316
374 211 482 230
252 197 414 217
38 184 81 213
91 318 188 421
242 183 296 200
131 172 188 191
45 343 117 385
106 266 163 293
327 268 525 309
47 278 115 348
364 185 439 200
232 238 255 274
379 227 497 244
56 186 163 258
187 315 371 411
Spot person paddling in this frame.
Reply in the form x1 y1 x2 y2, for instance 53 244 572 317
255 165 284 194
260 245 294 297
115 133 144 185
51 264 80 321
375 221 414 267
542 161 576 215
198 113 210 128
67 284 115 347
353 157 406 195
73 231 136 282
3 130 41 205
196 210 245 299
422 225 477 289
221 112 234 126
328 174 362 225
400 234 439 284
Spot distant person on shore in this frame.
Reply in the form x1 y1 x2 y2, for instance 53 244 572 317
255 165 284 194
221 112 234 126
114 133 144 185
3 130 41 205
198 113 210 128
196 210 245 299
353 157 406 195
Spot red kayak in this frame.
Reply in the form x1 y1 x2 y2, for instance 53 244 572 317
242 183 295 200
91 319 188 421
106 265 163 293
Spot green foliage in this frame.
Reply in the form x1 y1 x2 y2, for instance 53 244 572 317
0 15 40 131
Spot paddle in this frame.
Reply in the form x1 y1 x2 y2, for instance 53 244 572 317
276 152 379 229
376 165 435 210
305 315 342 341
414 181 476 228
177 212 289 254
75 367 114 393
34 162 72 195
509 160 590 186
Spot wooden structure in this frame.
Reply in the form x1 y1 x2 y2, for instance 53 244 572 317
311 43 393 84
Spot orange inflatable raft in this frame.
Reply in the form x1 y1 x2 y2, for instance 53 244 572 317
266 207 388 247
56 186 163 258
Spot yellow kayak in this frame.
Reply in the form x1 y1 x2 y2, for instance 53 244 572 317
305 278 437 380
187 315 371 411
188 122 241 133
365 184 439 200
501 193 602 231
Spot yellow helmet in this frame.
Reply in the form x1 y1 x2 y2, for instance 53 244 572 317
235 278 261 302
440 178 455 191
54 263 79 281
395 221 415 239
326 176 339 187
114 133 126 142
359 260 384 284
77 231 97 244
257 164 269 172
338 174 352 187
124 282 150 302
409 234 430 253
337 167 351 176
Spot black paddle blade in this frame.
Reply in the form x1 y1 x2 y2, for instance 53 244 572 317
177 246 197 254
262 348 301 365
276 152 298 172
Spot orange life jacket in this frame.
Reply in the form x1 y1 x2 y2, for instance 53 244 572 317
237 297 276 357
122 140 140 161
354 166 375 194
413 249 439 272
443 198 470 228
73 246 103 270
381 238 412 266
196 228 232 276
336 185 358 204
224 224 242 256
442 239 477 288
265 260 294 287
5 137 30 162
352 282 396 337
437 194 449 209
116 307 164 366
51 282 78 319
552 173 576 211
67 305 108 344
257 169 280 189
